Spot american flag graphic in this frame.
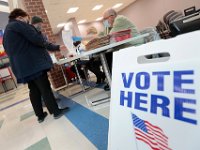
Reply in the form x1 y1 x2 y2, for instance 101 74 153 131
132 114 172 150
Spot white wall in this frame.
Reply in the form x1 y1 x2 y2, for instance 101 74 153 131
0 12 9 30
58 0 200 41
78 21 104 37
119 0 200 30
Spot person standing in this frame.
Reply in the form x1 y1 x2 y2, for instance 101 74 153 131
3 9 69 123
31 16 64 103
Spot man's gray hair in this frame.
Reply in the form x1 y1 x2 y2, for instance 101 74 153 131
103 8 117 18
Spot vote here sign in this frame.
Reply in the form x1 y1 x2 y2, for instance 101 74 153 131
108 31 200 150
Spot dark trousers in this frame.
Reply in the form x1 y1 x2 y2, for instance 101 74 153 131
105 52 113 75
87 58 104 80
27 73 60 118
71 59 104 80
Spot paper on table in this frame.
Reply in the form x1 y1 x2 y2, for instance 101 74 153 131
49 53 58 63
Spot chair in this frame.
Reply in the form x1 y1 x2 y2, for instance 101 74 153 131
140 27 161 58
0 67 17 92
140 27 161 43
184 6 196 16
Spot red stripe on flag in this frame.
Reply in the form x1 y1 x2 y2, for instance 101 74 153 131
147 127 168 144
145 121 168 139
146 126 168 145
135 133 160 149
136 128 168 145
135 129 169 150
135 128 171 150
136 136 161 150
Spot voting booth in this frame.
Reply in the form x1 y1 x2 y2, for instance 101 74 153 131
108 31 200 150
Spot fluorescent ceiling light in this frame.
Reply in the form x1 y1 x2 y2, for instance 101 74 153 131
112 3 123 9
0 5 9 13
92 4 103 11
78 20 86 24
57 23 66 28
0 0 8 6
67 7 79 13
96 17 103 21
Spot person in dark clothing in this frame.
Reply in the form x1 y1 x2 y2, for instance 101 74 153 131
31 16 43 32
31 16 62 105
3 9 69 123
70 40 105 85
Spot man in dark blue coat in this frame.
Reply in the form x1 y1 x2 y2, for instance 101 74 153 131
3 8 69 123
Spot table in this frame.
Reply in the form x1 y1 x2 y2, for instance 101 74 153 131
57 33 150 105
58 33 150 85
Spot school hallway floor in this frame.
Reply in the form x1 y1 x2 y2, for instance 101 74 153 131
0 81 110 150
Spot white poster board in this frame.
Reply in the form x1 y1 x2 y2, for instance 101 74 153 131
108 31 200 150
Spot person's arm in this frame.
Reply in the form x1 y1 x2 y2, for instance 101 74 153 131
12 21 45 47
44 41 60 51
42 34 67 52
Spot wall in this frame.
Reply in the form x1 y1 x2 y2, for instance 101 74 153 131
54 33 63 45
77 0 200 35
8 0 24 10
55 20 103 43
0 12 9 30
119 0 200 30
23 0 56 43
78 21 104 37
67 18 81 37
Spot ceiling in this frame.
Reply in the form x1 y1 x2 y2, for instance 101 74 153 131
42 0 136 34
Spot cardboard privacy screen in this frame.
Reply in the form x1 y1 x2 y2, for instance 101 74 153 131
108 31 200 150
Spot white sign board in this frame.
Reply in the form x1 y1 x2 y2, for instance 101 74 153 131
108 31 200 150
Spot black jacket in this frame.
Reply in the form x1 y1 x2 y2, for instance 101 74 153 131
3 19 59 83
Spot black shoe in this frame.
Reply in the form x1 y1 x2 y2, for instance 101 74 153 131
104 84 110 91
54 107 70 119
38 112 48 123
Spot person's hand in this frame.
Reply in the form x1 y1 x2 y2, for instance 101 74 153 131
60 45 67 51
54 51 63 59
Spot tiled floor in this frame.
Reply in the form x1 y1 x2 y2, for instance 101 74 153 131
0 80 110 150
